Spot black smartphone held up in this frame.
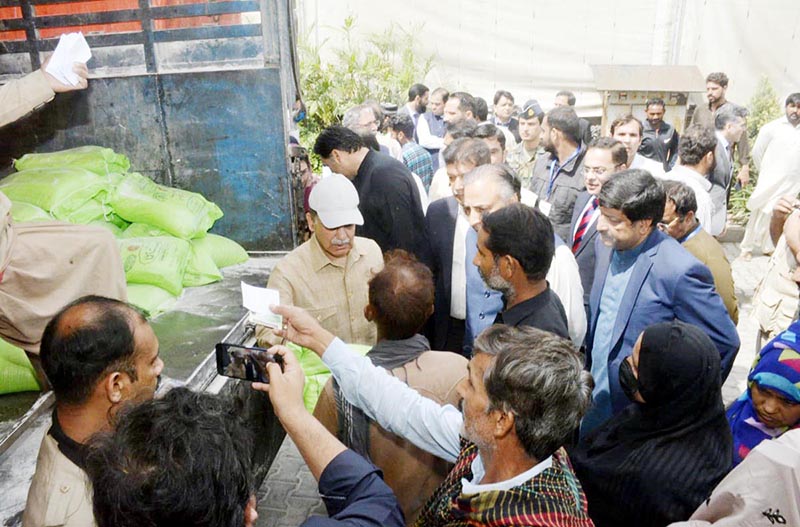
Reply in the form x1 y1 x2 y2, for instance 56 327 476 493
215 343 284 383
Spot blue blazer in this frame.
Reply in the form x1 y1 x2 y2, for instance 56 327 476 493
586 229 740 414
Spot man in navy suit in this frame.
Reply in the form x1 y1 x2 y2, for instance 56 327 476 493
569 138 628 315
423 138 491 353
583 169 740 434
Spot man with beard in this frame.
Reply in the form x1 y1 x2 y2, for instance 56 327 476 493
257 173 384 347
642 98 679 170
443 91 476 124
664 124 716 234
553 90 594 146
473 203 569 339
690 71 751 188
529 106 587 241
740 93 800 258
23 296 164 527
399 83 429 142
463 165 586 349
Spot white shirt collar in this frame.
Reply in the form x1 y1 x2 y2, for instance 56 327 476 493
715 130 730 151
461 453 553 494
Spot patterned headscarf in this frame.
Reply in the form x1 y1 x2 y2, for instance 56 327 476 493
727 320 800 466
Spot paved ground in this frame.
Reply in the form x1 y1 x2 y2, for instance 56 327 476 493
257 242 768 526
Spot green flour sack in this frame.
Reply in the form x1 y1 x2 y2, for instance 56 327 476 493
14 146 131 176
0 167 107 219
110 172 223 239
126 283 178 318
0 338 40 395
117 236 192 296
191 233 249 268
10 201 51 223
183 244 223 287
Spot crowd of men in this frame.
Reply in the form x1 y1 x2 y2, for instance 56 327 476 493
19 71 800 527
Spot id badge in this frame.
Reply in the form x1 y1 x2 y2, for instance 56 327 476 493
538 200 552 217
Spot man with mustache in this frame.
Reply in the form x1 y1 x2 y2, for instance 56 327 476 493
23 296 164 527
257 174 383 347
690 72 751 189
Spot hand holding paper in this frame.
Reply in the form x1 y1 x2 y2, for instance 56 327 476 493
241 282 283 328
43 32 91 92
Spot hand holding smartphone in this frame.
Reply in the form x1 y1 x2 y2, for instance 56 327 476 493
215 343 284 383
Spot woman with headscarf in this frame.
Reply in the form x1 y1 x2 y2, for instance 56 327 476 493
727 320 800 466
569 321 733 527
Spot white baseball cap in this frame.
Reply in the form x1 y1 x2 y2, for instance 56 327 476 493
308 174 364 228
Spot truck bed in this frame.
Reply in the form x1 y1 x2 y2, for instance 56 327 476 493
0 254 283 525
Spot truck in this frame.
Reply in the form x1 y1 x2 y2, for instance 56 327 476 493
0 0 302 521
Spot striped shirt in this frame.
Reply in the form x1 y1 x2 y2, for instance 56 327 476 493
402 142 434 191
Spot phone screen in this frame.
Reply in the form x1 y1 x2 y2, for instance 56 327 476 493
215 343 281 383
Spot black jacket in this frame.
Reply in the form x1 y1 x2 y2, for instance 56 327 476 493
353 150 427 258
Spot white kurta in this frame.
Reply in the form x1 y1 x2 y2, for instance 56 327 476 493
741 117 800 254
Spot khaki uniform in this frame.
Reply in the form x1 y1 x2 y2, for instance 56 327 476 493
0 192 127 354
0 70 55 128
682 228 739 324
257 235 383 347
752 235 798 341
23 434 94 527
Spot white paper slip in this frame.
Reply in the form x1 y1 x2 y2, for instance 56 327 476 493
241 282 282 328
45 32 92 86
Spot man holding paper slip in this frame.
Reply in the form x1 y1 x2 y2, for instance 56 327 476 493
1 32 91 128
256 174 383 347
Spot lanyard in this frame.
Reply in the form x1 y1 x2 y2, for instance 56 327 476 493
546 147 580 199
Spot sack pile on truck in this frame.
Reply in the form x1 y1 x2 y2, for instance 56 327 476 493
0 338 40 395
3 145 249 318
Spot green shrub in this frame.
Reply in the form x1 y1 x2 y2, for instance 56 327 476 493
298 16 435 168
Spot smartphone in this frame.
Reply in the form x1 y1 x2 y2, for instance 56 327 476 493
215 343 283 383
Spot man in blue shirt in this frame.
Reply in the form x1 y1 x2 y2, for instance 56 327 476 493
583 169 740 434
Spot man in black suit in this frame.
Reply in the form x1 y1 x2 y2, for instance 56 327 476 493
569 138 628 314
710 104 749 236
314 126 427 258
423 138 491 353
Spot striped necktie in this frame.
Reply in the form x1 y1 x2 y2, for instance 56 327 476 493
572 197 598 254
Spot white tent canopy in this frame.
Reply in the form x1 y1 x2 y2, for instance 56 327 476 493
297 0 800 116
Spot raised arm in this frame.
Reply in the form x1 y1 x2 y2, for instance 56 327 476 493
271 304 464 462
0 61 88 128
252 347 404 527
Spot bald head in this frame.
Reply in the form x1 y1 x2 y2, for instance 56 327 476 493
41 296 148 405
367 251 434 340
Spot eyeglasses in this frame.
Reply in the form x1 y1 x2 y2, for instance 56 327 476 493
583 166 609 177
657 216 682 232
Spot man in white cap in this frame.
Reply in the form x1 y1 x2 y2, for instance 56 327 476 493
257 174 384 346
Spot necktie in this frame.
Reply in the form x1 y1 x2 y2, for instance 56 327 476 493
572 197 598 253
